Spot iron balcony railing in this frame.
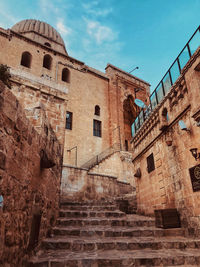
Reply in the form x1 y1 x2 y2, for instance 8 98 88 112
132 25 200 137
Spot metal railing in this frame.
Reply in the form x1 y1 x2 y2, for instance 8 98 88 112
81 143 121 169
132 25 200 137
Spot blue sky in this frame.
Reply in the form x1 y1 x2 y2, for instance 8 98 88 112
0 0 200 91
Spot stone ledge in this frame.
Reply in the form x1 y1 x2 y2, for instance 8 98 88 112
88 172 117 180
62 164 88 171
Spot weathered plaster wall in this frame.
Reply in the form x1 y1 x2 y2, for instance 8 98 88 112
61 165 133 202
0 82 62 266
131 48 200 235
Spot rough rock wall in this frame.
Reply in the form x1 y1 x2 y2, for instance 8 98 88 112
0 81 63 266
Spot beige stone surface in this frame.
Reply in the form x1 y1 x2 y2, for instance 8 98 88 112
131 47 200 235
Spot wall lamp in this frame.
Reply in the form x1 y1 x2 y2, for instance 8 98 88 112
190 148 200 160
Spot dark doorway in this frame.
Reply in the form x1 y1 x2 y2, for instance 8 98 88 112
28 214 41 250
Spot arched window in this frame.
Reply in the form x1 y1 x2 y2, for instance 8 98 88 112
62 68 70 83
20 51 32 68
94 105 100 116
43 54 52 70
44 42 51 47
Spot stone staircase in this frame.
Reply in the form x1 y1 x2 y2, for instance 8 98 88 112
28 201 200 266
81 143 121 169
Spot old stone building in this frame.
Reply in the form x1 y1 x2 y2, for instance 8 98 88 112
1 19 200 266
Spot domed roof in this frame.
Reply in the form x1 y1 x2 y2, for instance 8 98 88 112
11 19 66 48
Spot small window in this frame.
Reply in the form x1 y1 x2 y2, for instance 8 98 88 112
62 68 70 83
94 105 100 116
43 54 52 70
162 108 169 121
147 153 155 173
20 51 32 68
93 119 101 137
66 112 73 130
44 42 51 47
125 140 128 151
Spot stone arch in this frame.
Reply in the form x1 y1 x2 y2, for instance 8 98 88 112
20 51 32 68
62 68 70 83
123 94 137 149
94 105 100 116
44 42 51 47
43 54 52 70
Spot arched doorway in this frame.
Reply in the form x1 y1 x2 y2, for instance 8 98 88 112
123 95 137 150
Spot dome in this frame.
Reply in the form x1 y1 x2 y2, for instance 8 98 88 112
11 19 67 54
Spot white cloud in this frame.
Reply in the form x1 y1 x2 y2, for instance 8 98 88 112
56 21 71 36
86 20 117 44
39 0 59 15
82 1 112 17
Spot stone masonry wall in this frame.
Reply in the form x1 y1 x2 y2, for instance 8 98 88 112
89 151 135 186
105 64 150 151
61 165 133 202
0 81 63 266
131 47 200 236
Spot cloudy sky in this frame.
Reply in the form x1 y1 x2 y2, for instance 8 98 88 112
0 0 199 91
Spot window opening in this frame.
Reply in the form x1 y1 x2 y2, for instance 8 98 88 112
147 153 155 173
93 119 101 137
66 111 73 130
44 42 51 47
20 51 31 68
125 140 128 151
94 105 100 116
62 68 70 83
43 54 52 70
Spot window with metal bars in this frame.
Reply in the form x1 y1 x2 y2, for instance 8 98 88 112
93 119 101 137
66 111 73 130
147 153 155 173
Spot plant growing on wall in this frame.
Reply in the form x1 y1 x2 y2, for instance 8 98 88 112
0 64 11 88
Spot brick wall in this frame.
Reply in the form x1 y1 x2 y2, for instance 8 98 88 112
0 81 63 266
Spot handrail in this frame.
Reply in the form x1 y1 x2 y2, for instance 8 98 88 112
132 25 200 137
81 143 121 169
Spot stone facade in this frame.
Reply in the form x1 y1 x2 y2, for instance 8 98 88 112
131 47 200 236
0 81 62 266
0 22 149 168
1 18 200 265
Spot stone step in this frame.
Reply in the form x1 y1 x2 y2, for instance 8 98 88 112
60 205 118 211
28 248 200 266
41 235 200 251
57 217 155 227
52 225 184 238
59 210 125 218
60 200 115 207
